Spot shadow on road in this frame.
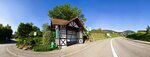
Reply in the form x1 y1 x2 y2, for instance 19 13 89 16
0 39 16 44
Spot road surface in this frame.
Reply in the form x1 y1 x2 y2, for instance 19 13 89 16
1 38 150 57
0 44 15 57
65 38 150 57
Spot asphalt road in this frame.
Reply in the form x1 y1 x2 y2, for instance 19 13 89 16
1 38 150 57
114 38 150 57
0 44 15 57
66 38 150 57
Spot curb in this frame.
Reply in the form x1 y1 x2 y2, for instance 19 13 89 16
6 45 25 57
6 43 95 57
125 38 150 45
6 39 107 57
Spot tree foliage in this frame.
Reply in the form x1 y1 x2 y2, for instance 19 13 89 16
17 23 41 38
127 26 150 42
146 26 150 34
48 4 86 21
43 31 54 45
42 23 50 33
0 24 13 43
123 30 135 36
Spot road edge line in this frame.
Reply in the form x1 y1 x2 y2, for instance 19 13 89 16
110 39 118 57
6 45 25 57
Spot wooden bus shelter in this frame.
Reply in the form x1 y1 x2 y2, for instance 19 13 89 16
50 18 85 48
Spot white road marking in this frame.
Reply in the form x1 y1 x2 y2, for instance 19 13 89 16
110 39 118 57
7 46 25 57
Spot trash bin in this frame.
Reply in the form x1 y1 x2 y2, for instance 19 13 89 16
51 42 55 49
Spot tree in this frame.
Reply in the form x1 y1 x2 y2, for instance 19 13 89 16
0 24 12 43
48 4 86 21
17 23 40 38
4 24 13 39
17 23 33 38
43 31 54 45
32 26 40 32
123 30 135 35
42 23 50 33
146 26 150 34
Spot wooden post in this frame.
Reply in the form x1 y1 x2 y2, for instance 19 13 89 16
60 26 67 48
79 30 83 44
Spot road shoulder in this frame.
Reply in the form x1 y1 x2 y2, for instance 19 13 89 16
124 38 150 45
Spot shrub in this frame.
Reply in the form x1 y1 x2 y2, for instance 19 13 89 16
33 45 52 51
16 37 43 49
16 30 57 51
126 32 150 42
127 32 144 39
33 37 42 45
43 31 54 45
141 34 150 41
0 39 5 44
16 38 25 45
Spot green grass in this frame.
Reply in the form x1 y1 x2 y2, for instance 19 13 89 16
90 32 122 41
33 44 58 52
90 33 108 41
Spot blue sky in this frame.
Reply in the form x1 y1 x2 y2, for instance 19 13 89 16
0 0 150 32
